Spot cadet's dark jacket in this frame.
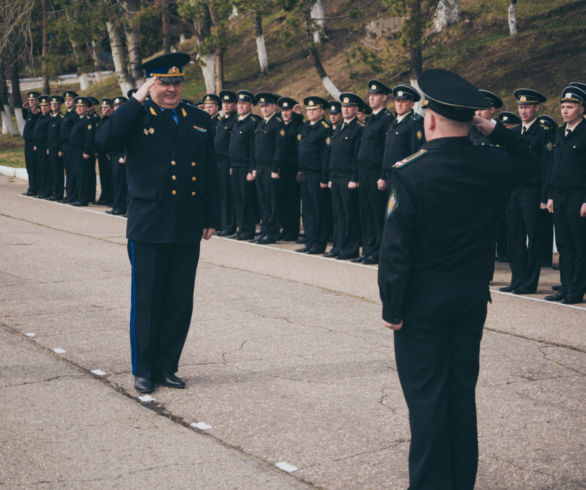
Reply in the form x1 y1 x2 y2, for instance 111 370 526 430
254 113 282 171
378 123 538 323
381 111 425 181
468 126 493 146
275 115 304 172
59 108 78 151
68 114 94 153
229 113 260 170
214 112 236 164
95 97 220 244
515 119 553 202
47 112 64 150
32 114 51 147
357 108 394 173
297 118 331 174
548 119 586 202
23 110 39 142
325 117 364 182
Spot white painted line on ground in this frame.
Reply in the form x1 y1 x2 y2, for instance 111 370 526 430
24 332 36 338
275 461 298 473
138 395 155 403
91 369 106 376
490 289 586 311
52 347 66 354
190 422 212 431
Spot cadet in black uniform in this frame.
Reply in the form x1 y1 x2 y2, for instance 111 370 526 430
96 98 114 205
59 91 79 203
325 92 364 260
46 95 65 201
328 101 342 130
355 80 394 264
86 96 101 203
69 97 94 207
22 92 40 196
500 89 553 294
32 95 52 198
95 53 220 394
275 96 303 241
545 86 586 304
201 93 221 119
378 69 537 490
229 90 260 240
107 96 129 216
215 90 237 236
497 111 521 129
297 96 331 254
253 92 282 244
380 85 425 187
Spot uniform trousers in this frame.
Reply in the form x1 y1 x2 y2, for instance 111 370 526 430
230 167 256 237
34 145 50 196
300 171 328 251
97 152 113 203
72 151 91 204
217 159 235 233
331 177 361 257
505 187 543 290
255 167 279 240
63 150 77 201
277 167 300 239
553 189 586 299
111 156 127 212
128 240 200 380
395 282 487 490
48 150 64 199
358 170 386 259
24 141 37 194
540 210 554 265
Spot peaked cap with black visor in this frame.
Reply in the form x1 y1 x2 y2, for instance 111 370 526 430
138 53 190 84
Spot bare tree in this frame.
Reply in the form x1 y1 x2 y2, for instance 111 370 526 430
433 0 460 32
310 0 326 44
122 0 143 86
0 63 18 136
160 0 172 54
106 19 134 94
508 0 518 35
253 11 269 74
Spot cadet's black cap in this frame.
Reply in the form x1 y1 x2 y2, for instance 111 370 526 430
255 92 277 105
328 100 341 114
392 84 421 102
26 91 40 100
138 52 190 84
368 79 392 95
538 115 558 130
303 96 328 109
219 90 237 103
478 89 503 109
497 111 521 126
339 93 363 107
101 98 113 107
86 96 99 107
359 102 372 115
112 96 128 106
278 97 298 110
560 85 586 105
237 90 255 104
514 88 547 105
38 95 51 106
50 95 64 104
569 82 586 92
74 96 90 107
202 93 220 106
127 88 137 98
418 69 491 122
62 90 78 99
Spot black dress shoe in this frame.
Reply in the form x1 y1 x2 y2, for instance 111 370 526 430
307 247 325 254
499 285 516 292
350 256 365 263
295 247 309 253
111 209 125 215
48 195 60 201
495 256 509 263
158 374 185 389
216 230 229 236
71 201 88 207
337 253 358 260
323 250 338 258
134 376 154 394
227 233 239 239
552 264 560 270
552 284 561 291
295 237 306 244
562 296 583 305
513 287 536 295
257 236 276 244
237 234 254 241
363 256 378 265
545 293 565 302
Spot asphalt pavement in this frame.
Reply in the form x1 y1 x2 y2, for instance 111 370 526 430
1 174 584 489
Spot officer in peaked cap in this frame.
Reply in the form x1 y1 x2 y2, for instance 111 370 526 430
470 90 503 145
378 68 538 490
368 79 392 95
59 91 79 202
68 96 94 206
95 52 220 394
328 100 342 130
32 95 52 198
498 111 521 128
22 92 41 196
95 99 114 205
201 93 220 119
84 97 101 203
357 102 372 123
538 115 558 130
112 96 128 107
46 95 65 201
545 85 586 304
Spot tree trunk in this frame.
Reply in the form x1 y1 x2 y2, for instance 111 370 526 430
408 0 423 82
122 0 143 85
433 0 460 32
303 8 340 99
160 0 171 54
200 54 216 93
106 21 134 95
41 0 50 93
215 50 224 91
10 63 24 135
90 40 102 82
254 12 269 74
0 66 17 135
310 0 326 44
79 73 90 91
508 0 518 36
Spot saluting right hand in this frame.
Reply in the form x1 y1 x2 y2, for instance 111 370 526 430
133 77 157 103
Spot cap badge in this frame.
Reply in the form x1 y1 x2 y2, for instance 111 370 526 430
520 95 527 102
224 95 229 100
371 84 377 90
260 98 265 103
309 99 314 106
169 66 180 75
397 91 404 97
343 97 349 103
283 102 289 108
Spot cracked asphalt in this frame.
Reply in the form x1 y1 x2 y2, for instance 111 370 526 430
1 174 585 489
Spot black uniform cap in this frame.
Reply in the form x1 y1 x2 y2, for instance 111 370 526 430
278 97 298 110
236 90 255 104
418 69 491 122
538 115 558 130
62 90 78 99
339 92 363 107
127 88 138 98
368 79 391 95
86 96 99 107
112 96 128 106
514 88 547 105
50 95 64 104
202 93 220 106
478 89 503 109
359 102 372 115
255 92 277 105
219 90 237 103
497 111 521 126
328 100 341 114
38 95 51 105
560 85 586 105
392 84 421 102
138 52 190 84
101 98 113 107
26 91 41 100
303 96 327 109
569 81 586 92
74 96 91 107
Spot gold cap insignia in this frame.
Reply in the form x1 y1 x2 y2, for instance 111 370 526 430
397 91 404 97
309 99 314 106
371 84 377 90
283 102 289 108
224 95 230 100
520 95 527 102
260 97 265 103
343 97 350 104
169 66 180 74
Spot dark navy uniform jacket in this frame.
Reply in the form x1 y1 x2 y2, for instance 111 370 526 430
254 113 282 171
297 118 331 175
68 115 94 153
59 108 78 152
275 116 304 173
548 119 586 201
378 123 538 323
47 113 64 151
381 111 425 181
95 97 220 245
324 117 364 182
357 108 394 174
229 113 259 171
32 114 51 147
23 110 39 143
214 112 236 166
515 119 553 201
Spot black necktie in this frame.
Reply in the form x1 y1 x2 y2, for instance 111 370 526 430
565 130 572 138
521 126 527 135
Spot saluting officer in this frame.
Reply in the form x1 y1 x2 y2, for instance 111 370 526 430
355 80 394 264
32 95 52 199
380 84 425 188
545 86 586 304
96 98 114 205
68 97 94 207
324 93 364 260
22 92 40 196
469 89 503 145
46 95 65 201
297 96 331 254
378 68 537 490
107 96 129 216
59 90 79 203
215 90 238 236
95 53 220 394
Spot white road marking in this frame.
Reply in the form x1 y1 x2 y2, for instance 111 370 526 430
138 395 155 403
91 369 106 376
52 347 66 354
275 461 298 473
24 332 36 337
190 422 212 431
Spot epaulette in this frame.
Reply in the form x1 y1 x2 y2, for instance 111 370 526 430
393 148 427 168
411 112 424 121
321 120 330 129
251 114 261 121
539 123 551 131
276 116 282 123
181 99 199 109
356 119 365 127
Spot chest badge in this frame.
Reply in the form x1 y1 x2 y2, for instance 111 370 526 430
149 127 155 134
193 125 207 133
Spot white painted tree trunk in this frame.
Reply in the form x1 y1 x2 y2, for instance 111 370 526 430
321 76 341 100
79 73 90 91
310 0 326 44
14 107 25 136
200 53 216 93
433 0 460 32
106 20 134 95
508 2 518 35
2 105 18 135
410 78 424 115
256 35 269 74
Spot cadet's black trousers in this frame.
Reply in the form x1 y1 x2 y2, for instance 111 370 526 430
277 167 300 239
395 283 487 490
34 145 50 196
72 151 91 204
111 156 127 212
63 149 77 201
300 171 328 251
24 141 37 194
331 177 360 257
255 167 279 240
128 240 200 380
217 159 235 233
358 170 386 259
48 150 64 199
230 166 256 236
97 152 112 203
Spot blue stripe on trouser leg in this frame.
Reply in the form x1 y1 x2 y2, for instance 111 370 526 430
129 240 137 375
